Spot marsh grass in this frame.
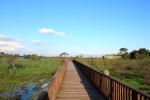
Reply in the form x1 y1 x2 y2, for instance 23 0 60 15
76 58 150 94
0 58 63 93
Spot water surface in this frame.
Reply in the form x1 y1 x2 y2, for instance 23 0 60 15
0 82 49 100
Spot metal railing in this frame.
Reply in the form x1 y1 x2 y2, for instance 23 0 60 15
73 60 150 100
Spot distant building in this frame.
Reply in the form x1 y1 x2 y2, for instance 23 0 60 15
104 55 121 59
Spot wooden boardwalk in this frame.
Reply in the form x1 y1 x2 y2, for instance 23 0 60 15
41 60 150 100
56 61 105 100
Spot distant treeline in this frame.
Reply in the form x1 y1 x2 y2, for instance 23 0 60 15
0 52 42 59
119 48 150 59
1 48 150 60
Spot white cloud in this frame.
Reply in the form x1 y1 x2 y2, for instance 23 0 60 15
31 40 42 45
38 28 65 36
0 35 22 52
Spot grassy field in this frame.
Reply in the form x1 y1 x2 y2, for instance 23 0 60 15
0 57 64 93
76 58 150 94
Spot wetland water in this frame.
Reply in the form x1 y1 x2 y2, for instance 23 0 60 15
0 82 49 100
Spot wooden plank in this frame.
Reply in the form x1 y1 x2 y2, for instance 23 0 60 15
56 61 105 100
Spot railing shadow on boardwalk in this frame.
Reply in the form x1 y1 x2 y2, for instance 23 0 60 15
73 61 105 100
73 60 150 100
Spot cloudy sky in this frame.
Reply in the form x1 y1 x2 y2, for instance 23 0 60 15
0 0 150 56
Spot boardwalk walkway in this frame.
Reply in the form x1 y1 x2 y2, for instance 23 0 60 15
56 61 105 100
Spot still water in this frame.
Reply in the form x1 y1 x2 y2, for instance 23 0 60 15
0 82 49 100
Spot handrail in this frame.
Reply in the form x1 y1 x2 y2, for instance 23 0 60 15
47 62 67 100
73 60 150 100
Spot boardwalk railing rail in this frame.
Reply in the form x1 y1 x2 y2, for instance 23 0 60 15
47 62 67 100
73 60 150 100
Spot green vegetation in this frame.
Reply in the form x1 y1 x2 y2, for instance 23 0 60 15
130 48 150 59
119 48 150 59
76 48 150 94
0 55 64 93
76 58 150 94
119 48 129 59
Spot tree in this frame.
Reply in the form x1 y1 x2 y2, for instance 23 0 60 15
14 54 20 58
130 48 150 59
138 48 149 58
119 48 129 59
23 54 32 59
59 52 69 57
120 48 128 55
130 50 138 59
0 52 5 57
0 52 5 55
31 54 38 61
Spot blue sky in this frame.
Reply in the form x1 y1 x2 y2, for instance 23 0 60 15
0 0 150 56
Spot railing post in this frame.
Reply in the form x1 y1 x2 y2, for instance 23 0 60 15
99 73 102 90
132 90 138 100
108 79 113 100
